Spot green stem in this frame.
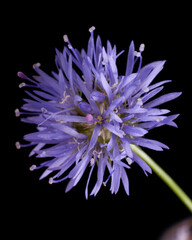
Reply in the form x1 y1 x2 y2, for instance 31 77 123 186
130 144 192 213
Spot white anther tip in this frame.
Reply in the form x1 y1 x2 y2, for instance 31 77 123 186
49 177 53 184
103 182 107 187
137 98 143 106
139 43 145 52
33 62 41 69
30 165 36 171
41 107 48 113
15 108 20 117
15 141 21 149
89 26 95 33
63 34 69 42
18 82 26 88
90 158 95 166
134 51 141 57
126 157 133 165
17 71 26 79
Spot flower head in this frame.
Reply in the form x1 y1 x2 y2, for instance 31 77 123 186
16 27 181 198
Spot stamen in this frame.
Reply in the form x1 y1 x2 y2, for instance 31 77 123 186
17 71 27 79
103 169 115 186
94 115 103 125
33 62 41 69
142 86 150 93
90 158 95 166
39 151 46 157
89 26 96 33
18 82 26 88
41 107 48 113
49 177 53 184
126 157 133 165
29 165 37 171
15 141 21 149
137 98 143 106
139 43 145 52
63 34 69 43
49 176 68 184
134 51 141 57
59 91 70 104
17 71 38 85
15 108 20 117
156 116 166 122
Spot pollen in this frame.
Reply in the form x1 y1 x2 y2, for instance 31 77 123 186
94 115 103 125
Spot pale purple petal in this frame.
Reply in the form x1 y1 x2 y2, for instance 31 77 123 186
144 92 182 108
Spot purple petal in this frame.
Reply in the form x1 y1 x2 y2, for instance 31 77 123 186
103 122 124 138
100 73 113 103
82 59 93 91
126 41 135 76
85 163 95 199
142 87 164 104
50 123 87 139
121 138 133 158
54 114 87 123
140 61 166 88
123 126 148 137
90 156 107 196
121 168 129 195
87 124 101 152
144 92 182 108
131 138 169 151
78 102 92 114
107 133 115 151
111 165 121 194
103 96 124 118
133 152 152 176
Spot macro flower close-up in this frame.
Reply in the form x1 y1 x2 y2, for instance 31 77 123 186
15 26 183 199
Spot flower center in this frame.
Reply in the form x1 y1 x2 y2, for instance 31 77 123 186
94 115 103 125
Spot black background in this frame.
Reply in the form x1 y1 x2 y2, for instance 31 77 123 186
4 2 192 239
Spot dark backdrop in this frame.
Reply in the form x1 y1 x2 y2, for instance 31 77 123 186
5 2 191 239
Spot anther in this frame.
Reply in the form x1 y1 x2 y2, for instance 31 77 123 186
137 98 143 106
139 43 145 52
18 82 26 88
156 116 165 122
33 62 41 69
17 71 27 79
15 141 21 149
142 86 149 93
68 44 73 49
134 51 141 57
63 34 69 42
15 108 20 117
41 107 48 113
39 151 46 157
126 157 133 165
90 158 95 166
49 177 53 184
89 26 96 33
29 165 36 171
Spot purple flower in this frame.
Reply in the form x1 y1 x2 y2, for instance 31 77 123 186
16 27 181 198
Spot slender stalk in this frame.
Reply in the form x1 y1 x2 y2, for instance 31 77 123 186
130 144 192 213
